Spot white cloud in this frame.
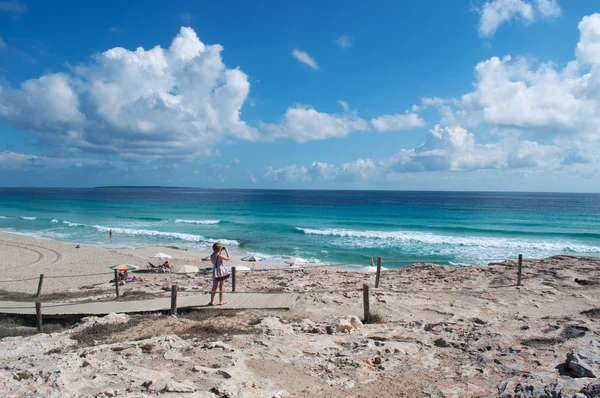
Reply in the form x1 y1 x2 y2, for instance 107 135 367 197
291 49 319 70
535 0 561 17
384 125 507 172
338 100 349 111
576 14 600 66
107 27 120 34
371 112 426 132
0 36 6 49
478 0 561 38
335 35 353 49
479 0 534 37
263 158 376 184
263 165 310 183
427 13 600 144
0 27 259 159
262 105 370 142
0 0 26 14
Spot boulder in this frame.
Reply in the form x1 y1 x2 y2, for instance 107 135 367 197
567 340 600 378
164 380 195 393
328 316 363 334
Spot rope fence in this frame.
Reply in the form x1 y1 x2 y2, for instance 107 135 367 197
0 254 533 331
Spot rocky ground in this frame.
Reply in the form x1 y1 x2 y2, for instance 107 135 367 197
1 255 599 397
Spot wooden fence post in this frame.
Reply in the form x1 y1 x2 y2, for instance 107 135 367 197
170 285 178 315
232 266 236 292
363 284 370 323
517 254 523 287
35 302 42 332
114 269 120 297
36 274 44 298
375 257 382 288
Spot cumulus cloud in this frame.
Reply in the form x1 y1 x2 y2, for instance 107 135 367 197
383 125 507 172
262 105 370 142
263 165 311 183
371 112 426 132
335 35 353 49
425 13 600 143
478 0 561 38
535 0 561 17
0 27 259 159
262 159 376 184
291 49 319 70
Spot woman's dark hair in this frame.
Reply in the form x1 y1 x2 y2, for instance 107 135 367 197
212 242 221 253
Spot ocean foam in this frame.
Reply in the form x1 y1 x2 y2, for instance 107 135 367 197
296 227 600 254
20 216 36 220
175 219 220 225
63 221 84 227
92 224 238 246
0 216 6 219
51 219 58 223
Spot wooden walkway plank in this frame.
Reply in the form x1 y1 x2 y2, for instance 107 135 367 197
0 293 299 316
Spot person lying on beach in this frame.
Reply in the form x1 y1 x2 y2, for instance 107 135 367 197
148 261 172 272
208 243 230 306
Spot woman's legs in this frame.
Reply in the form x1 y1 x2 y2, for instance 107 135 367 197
209 279 219 305
219 279 225 305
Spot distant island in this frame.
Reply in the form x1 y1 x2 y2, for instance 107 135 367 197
94 186 203 189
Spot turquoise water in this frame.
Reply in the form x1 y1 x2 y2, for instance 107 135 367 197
0 188 599 266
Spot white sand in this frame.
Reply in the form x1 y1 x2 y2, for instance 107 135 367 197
0 232 289 294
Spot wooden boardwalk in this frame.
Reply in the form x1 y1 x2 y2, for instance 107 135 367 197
0 292 299 317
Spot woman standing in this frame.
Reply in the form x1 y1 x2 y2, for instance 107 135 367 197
209 242 230 306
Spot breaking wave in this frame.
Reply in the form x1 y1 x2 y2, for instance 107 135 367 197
296 227 600 254
174 219 220 225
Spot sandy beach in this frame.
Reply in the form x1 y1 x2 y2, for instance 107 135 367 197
1 231 599 396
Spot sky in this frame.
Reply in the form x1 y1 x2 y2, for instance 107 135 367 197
1 0 600 192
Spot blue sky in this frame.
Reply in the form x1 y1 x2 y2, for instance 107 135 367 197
1 0 600 191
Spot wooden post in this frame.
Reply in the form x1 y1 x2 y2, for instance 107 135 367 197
375 257 382 288
170 284 178 315
363 284 370 323
517 254 523 287
36 274 44 298
232 266 236 292
114 269 120 298
35 302 42 332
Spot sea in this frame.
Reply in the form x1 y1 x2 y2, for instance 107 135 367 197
0 187 599 267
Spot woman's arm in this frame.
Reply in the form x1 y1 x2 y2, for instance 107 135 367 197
219 247 231 261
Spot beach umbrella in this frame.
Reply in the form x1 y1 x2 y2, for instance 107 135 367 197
241 255 263 262
153 252 172 260
109 264 139 271
173 264 199 274
284 257 309 265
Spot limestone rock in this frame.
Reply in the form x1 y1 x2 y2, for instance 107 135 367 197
164 380 195 393
567 340 600 378
257 317 295 336
329 315 363 334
